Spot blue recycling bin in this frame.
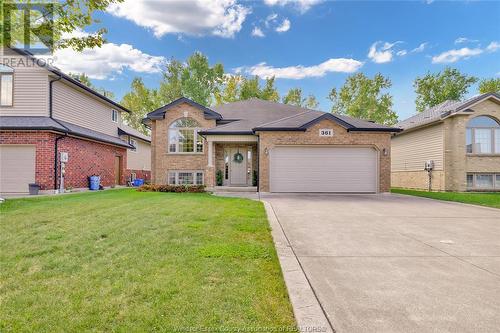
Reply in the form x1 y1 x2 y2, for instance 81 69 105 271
133 178 144 187
89 176 100 190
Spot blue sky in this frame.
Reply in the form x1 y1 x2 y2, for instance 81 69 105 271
52 0 500 121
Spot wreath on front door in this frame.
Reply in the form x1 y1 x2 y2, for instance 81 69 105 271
233 152 244 163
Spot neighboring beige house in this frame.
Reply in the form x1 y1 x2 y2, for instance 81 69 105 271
143 97 401 193
0 47 148 195
392 93 500 192
118 124 151 181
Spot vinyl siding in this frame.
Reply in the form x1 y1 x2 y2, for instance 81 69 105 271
0 51 49 116
52 80 120 137
391 123 444 171
122 135 151 171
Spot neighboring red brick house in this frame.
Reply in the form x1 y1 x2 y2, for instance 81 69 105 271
0 48 149 196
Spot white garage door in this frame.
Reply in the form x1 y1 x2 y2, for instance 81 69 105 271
0 145 36 194
270 146 378 193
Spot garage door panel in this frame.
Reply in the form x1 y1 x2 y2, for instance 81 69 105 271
270 147 377 193
0 145 36 194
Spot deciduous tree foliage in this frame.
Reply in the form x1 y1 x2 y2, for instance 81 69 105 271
158 52 224 107
121 78 160 135
1 0 124 51
68 72 115 99
413 68 478 113
215 75 280 104
282 88 319 109
328 73 397 125
478 78 500 94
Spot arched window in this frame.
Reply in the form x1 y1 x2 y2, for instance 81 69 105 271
0 65 14 106
466 116 500 154
168 118 204 153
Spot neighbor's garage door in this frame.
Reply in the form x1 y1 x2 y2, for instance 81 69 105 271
270 146 378 193
0 145 36 194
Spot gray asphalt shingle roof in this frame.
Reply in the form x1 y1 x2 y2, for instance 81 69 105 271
118 124 151 142
199 98 400 134
0 116 132 148
397 93 500 130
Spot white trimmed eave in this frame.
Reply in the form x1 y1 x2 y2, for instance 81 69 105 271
205 134 258 143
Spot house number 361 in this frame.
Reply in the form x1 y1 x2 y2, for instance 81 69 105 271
319 129 333 137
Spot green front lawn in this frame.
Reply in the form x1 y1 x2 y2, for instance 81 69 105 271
391 188 500 209
0 189 296 332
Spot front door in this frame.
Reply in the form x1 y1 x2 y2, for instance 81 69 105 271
114 156 122 185
229 147 247 185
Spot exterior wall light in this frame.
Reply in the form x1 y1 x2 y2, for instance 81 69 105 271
264 148 269 155
383 148 388 156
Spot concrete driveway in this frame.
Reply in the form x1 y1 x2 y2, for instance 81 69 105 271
263 193 500 333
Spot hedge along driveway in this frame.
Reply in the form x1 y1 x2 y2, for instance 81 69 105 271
0 189 296 332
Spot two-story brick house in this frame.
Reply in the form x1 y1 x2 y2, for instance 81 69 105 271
0 47 150 195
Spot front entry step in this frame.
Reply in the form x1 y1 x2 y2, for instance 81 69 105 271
210 186 257 192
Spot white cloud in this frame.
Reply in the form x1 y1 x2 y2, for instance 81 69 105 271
276 19 291 33
432 41 500 63
108 0 250 38
431 47 483 64
244 58 363 79
50 43 165 79
251 26 265 37
411 42 428 53
397 50 407 56
455 37 479 44
486 41 500 52
368 41 401 63
263 0 323 13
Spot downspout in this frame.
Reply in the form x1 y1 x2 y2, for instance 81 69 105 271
256 133 260 193
49 74 66 191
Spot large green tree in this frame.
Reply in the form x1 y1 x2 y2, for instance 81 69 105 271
282 88 320 109
158 53 224 107
478 78 500 94
328 73 397 125
1 0 124 51
413 68 478 113
215 75 280 105
121 78 161 135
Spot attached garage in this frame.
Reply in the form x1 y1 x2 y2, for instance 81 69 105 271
270 146 378 193
0 145 36 195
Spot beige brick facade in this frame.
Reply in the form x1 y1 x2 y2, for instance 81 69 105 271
444 99 500 191
393 98 500 192
151 102 393 192
256 119 392 192
151 102 216 186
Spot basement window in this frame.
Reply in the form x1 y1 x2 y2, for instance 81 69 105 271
466 173 500 191
168 171 204 185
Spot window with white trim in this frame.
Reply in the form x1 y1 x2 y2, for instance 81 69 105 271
129 137 137 152
466 116 500 154
168 171 204 185
0 65 14 106
467 173 500 190
168 118 203 153
112 109 118 123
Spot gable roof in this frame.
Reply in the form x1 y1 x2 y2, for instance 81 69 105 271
397 93 500 131
0 116 132 148
146 97 222 121
8 48 131 113
118 124 151 143
199 98 401 135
